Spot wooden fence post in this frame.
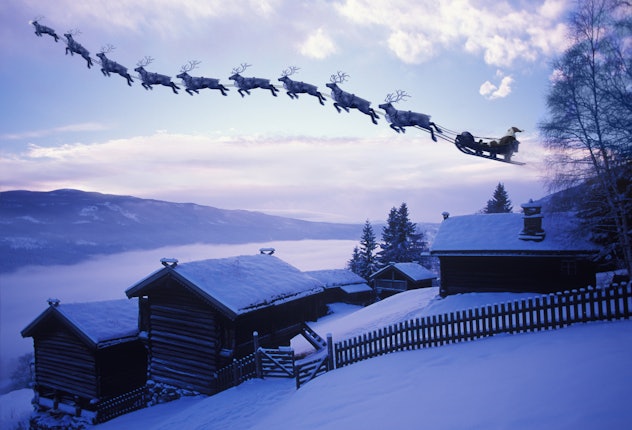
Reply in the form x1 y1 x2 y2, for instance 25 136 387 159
253 331 262 379
326 333 335 371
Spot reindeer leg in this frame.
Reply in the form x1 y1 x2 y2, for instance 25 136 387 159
431 122 443 134
370 108 379 125
220 86 229 96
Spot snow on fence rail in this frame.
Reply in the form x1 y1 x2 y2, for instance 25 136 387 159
333 283 632 369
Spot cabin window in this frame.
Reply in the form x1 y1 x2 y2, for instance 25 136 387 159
375 279 407 291
560 260 577 277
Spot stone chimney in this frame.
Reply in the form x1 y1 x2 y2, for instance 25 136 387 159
519 199 545 241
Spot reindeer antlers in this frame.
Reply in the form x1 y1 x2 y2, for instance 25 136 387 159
136 56 154 67
384 89 411 103
232 63 251 74
180 60 201 73
330 71 349 84
65 28 82 36
281 66 300 77
99 44 115 54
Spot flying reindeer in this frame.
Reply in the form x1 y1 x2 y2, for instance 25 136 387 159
177 60 229 96
96 45 134 86
326 72 379 125
278 66 326 105
228 63 279 97
63 30 92 68
134 56 180 94
30 17 59 42
378 90 442 141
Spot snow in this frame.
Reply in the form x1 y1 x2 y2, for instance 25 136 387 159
4 288 632 429
305 269 366 288
23 299 139 345
56 299 139 344
431 212 598 253
145 254 324 315
305 269 372 293
0 389 32 430
373 262 436 280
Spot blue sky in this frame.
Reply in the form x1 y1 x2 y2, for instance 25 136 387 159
0 0 573 223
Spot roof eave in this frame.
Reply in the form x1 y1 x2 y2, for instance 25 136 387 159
21 307 97 349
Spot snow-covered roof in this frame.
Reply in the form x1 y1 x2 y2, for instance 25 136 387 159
22 299 139 348
431 212 598 255
340 283 373 294
371 262 436 281
126 254 324 317
305 269 367 289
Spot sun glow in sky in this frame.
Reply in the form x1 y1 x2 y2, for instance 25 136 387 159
0 0 573 222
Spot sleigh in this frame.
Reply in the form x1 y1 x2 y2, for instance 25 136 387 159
454 131 524 165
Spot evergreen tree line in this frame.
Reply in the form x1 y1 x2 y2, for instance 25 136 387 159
347 202 429 280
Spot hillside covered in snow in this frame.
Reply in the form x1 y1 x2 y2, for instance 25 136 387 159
3 287 630 429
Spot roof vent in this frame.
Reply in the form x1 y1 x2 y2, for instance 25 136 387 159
519 199 545 242
259 247 275 255
160 258 179 268
47 298 60 307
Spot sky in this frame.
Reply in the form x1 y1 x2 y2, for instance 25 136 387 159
0 0 575 223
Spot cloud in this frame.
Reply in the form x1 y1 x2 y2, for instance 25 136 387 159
299 28 337 59
0 122 108 140
335 0 572 67
479 72 514 100
1 132 544 222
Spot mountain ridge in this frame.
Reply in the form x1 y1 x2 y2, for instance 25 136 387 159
0 189 368 272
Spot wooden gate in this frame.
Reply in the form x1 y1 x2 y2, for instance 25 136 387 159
295 351 331 388
257 347 295 378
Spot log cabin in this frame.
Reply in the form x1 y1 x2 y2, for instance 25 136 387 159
21 298 147 421
125 253 326 395
305 269 373 305
369 262 437 299
430 201 600 296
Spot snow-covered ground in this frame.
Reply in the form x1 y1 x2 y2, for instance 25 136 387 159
3 287 631 430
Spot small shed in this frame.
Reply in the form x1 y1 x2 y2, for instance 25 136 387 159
125 254 326 394
305 269 373 305
430 202 599 296
21 298 146 418
370 262 436 298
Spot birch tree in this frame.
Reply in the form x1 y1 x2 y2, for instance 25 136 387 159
539 0 632 274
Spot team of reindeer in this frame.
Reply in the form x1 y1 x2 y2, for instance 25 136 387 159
30 18 443 140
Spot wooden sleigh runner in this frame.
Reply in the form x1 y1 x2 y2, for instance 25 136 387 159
454 127 525 165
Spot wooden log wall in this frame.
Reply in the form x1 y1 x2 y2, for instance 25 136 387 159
148 285 219 394
34 325 98 400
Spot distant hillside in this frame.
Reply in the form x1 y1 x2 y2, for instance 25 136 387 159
0 189 365 272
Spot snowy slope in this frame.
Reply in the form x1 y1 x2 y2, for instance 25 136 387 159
3 288 628 430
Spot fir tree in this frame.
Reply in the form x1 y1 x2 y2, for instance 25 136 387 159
378 206 401 265
358 219 378 279
378 203 428 265
347 246 362 274
483 183 513 213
